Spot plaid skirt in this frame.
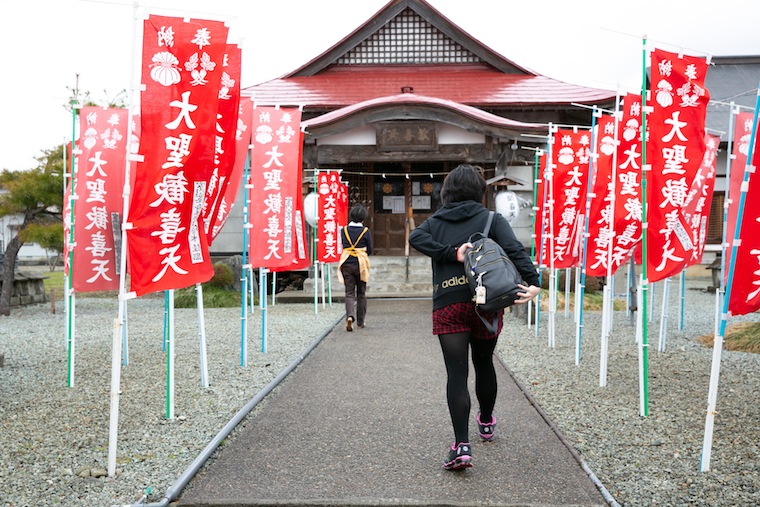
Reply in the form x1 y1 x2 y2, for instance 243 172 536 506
432 301 503 340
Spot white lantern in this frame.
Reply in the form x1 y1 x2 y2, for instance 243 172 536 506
303 192 318 226
495 191 520 225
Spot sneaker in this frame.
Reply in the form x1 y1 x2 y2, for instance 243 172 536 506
443 442 472 470
346 316 354 332
477 412 496 441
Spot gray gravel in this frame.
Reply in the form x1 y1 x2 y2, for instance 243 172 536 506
0 279 758 507
0 296 343 507
498 279 760 506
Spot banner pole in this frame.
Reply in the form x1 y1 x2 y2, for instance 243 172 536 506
313 169 319 314
260 267 268 354
108 1 139 478
639 36 651 417
66 96 79 388
700 83 760 472
576 106 599 364
547 124 556 348
718 103 738 313
240 152 250 367
658 276 671 352
196 283 209 388
166 289 175 419
600 91 621 387
679 270 685 330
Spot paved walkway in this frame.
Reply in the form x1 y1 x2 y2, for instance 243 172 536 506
178 299 609 507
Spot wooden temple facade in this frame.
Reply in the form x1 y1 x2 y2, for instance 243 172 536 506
213 0 617 257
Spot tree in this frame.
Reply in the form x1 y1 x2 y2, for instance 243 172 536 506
0 145 63 316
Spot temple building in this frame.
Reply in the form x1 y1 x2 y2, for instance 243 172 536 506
211 0 617 259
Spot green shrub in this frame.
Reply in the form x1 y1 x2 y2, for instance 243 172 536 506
208 262 234 288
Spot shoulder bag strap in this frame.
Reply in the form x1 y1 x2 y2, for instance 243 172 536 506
483 211 495 237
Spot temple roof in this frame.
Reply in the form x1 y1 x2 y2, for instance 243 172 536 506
243 0 616 110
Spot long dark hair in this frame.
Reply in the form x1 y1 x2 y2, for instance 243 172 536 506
440 164 487 204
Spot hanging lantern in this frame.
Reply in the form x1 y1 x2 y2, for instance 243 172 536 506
495 191 521 225
303 192 317 226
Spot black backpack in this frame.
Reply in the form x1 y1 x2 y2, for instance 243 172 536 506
463 212 523 333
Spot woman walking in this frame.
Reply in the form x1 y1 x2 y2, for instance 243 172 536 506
338 204 372 331
408 164 540 470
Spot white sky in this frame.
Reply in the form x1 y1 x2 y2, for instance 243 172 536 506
1 0 759 172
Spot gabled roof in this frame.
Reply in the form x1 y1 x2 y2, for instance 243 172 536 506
248 64 616 108
244 0 616 111
287 0 531 77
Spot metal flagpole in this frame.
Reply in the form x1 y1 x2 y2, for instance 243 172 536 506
66 96 80 388
638 36 651 417
600 92 621 387
166 289 175 419
657 276 671 352
700 83 760 472
547 124 557 348
260 267 268 353
108 2 140 477
575 106 600 365
240 153 250 367
195 283 209 388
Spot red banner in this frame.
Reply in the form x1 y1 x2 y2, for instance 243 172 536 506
203 43 243 243
127 15 228 296
549 129 590 268
646 48 710 282
273 131 310 272
247 105 304 269
609 94 647 274
532 151 550 268
316 171 348 263
728 125 760 315
585 114 618 276
724 111 759 275
683 134 718 267
70 107 128 292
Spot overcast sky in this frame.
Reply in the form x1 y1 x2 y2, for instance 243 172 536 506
1 0 759 172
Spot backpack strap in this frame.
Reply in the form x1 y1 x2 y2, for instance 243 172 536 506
483 211 495 237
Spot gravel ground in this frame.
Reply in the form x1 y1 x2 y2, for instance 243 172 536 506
0 296 344 507
0 278 758 507
498 279 760 506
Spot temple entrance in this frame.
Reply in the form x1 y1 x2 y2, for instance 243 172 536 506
369 162 446 255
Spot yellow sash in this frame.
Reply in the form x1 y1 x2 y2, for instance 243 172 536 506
338 227 370 283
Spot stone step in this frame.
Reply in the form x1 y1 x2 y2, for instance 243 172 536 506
302 256 434 295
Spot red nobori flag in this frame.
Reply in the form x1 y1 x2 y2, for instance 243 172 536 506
683 134 718 267
247 105 303 269
71 107 128 292
585 114 618 276
728 128 760 315
549 129 590 268
610 94 647 274
646 48 710 283
724 111 759 275
204 43 242 243
533 151 548 267
210 96 252 242
316 171 348 263
127 15 228 296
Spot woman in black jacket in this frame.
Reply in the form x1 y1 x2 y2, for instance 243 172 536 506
409 164 540 471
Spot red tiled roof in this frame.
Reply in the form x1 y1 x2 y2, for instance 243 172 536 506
301 93 547 131
245 64 616 109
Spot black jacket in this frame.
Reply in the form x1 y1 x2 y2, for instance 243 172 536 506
408 200 539 310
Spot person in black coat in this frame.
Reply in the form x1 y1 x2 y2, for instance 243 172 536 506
409 164 540 471
338 204 372 331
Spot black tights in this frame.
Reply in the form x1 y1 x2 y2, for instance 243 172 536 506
438 332 498 444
